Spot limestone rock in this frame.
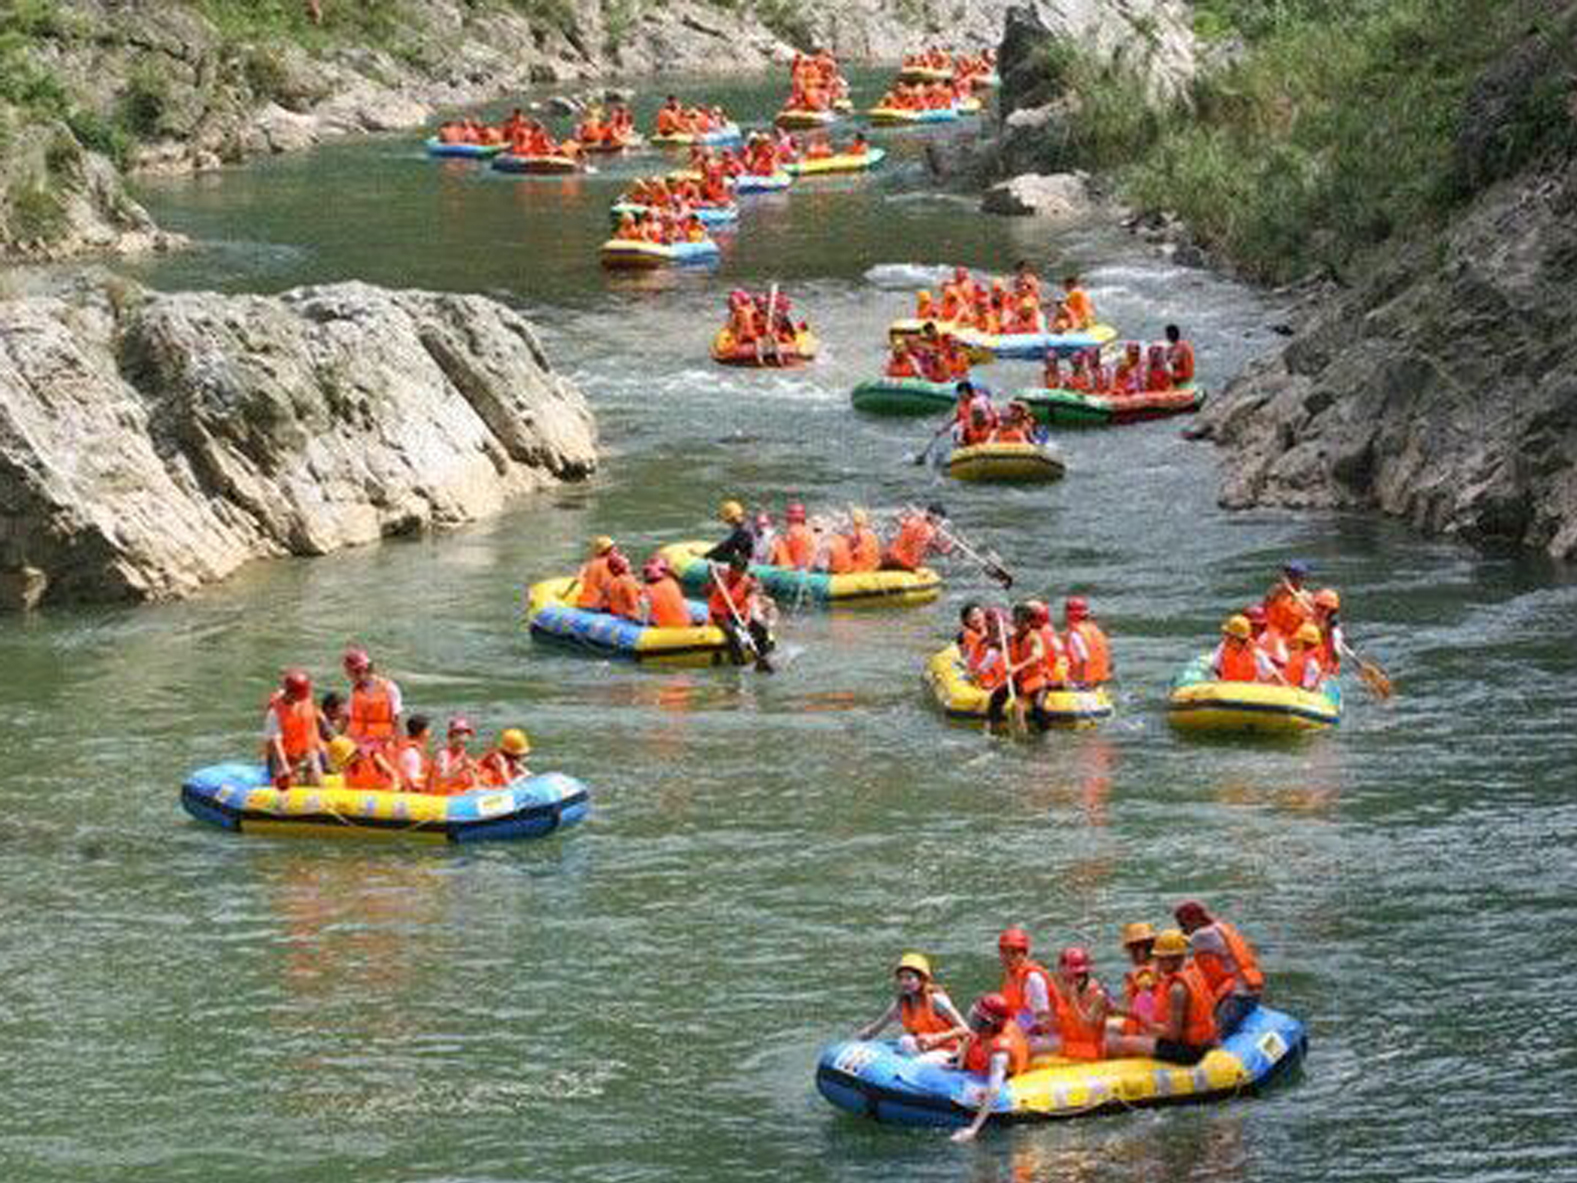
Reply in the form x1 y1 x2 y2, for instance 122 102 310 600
0 282 598 608
981 171 1093 218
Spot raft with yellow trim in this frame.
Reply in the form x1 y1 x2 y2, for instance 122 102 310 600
525 576 748 666
181 764 588 843
580 132 643 153
945 440 1066 483
649 122 743 147
867 106 959 126
710 326 819 367
889 318 1118 360
786 147 887 176
599 238 721 269
492 152 582 174
896 65 954 84
816 1003 1306 1129
1167 654 1343 735
924 644 1111 725
658 541 941 608
775 108 840 129
1015 383 1206 427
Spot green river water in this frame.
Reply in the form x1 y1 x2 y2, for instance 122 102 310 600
4 71 1575 1183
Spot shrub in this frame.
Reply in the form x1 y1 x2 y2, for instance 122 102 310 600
6 175 68 243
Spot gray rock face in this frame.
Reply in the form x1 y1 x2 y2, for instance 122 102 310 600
981 170 1093 218
0 282 598 609
1192 154 1577 560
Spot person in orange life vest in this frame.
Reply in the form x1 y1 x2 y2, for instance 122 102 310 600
317 691 348 743
848 131 870 156
949 992 1031 1143
1110 921 1161 1038
1082 346 1110 392
1008 296 1043 334
846 508 882 572
823 526 855 574
971 613 1009 690
958 405 993 446
995 925 1054 1037
990 403 1032 444
613 210 641 241
574 535 619 610
1312 588 1344 673
393 714 432 792
683 213 708 243
940 334 971 380
1036 946 1111 1060
1063 596 1113 686
1030 599 1070 686
479 728 532 787
885 339 921 378
641 558 692 628
1283 623 1328 691
328 733 397 791
708 553 774 669
603 552 645 621
1164 323 1195 385
949 264 979 308
1011 258 1042 305
1042 350 1063 391
1062 274 1095 329
1210 615 1282 683
854 952 969 1062
985 603 1050 727
1119 928 1219 1065
938 282 968 323
1265 558 1315 638
1112 341 1144 393
656 95 683 135
264 668 325 789
1144 343 1174 391
770 503 817 569
915 288 937 320
1243 604 1287 670
881 502 951 572
951 380 993 434
343 647 402 751
431 717 481 796
1175 900 1265 1037
956 601 988 665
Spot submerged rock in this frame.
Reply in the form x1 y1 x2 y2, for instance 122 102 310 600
0 282 598 609
981 171 1093 218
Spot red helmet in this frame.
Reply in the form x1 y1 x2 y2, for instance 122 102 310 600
972 992 1011 1024
998 926 1031 953
1027 600 1050 628
282 668 312 700
342 647 371 674
785 502 807 523
1065 596 1089 620
1174 900 1211 929
642 558 669 582
1244 605 1268 625
1058 946 1092 974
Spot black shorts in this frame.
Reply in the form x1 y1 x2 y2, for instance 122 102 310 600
1153 1039 1211 1066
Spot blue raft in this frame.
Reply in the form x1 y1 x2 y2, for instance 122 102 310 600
424 138 503 159
610 201 739 227
181 763 589 844
816 1003 1307 1128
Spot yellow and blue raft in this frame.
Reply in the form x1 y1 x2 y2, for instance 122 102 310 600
181 764 588 843
659 541 940 608
925 644 1112 725
1166 654 1343 735
526 576 745 667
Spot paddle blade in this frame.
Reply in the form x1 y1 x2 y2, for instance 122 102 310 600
1358 659 1393 699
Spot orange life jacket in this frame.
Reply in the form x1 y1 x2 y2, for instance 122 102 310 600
771 523 816 569
432 747 479 796
992 424 1029 444
1009 631 1047 694
1168 340 1195 384
885 516 935 571
849 527 881 572
646 577 691 628
1284 647 1324 691
1064 288 1095 328
961 1022 1030 1078
1194 920 1266 999
1001 959 1051 1029
347 677 397 745
1216 638 1263 682
1066 620 1112 684
1122 964 1160 1035
576 556 612 610
886 353 919 378
707 570 755 624
825 534 854 574
959 626 987 670
974 646 1006 690
1155 962 1219 1047
269 693 321 761
345 750 393 791
1265 586 1311 638
605 572 645 620
478 749 523 788
1049 979 1107 1061
899 989 961 1050
393 736 429 792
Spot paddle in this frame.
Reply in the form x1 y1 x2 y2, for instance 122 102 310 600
762 282 784 367
924 514 1013 589
911 419 953 466
710 564 773 673
992 612 1027 737
1338 638 1394 699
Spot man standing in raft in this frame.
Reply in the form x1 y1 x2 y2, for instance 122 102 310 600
1175 900 1265 1036
1061 274 1096 330
343 647 402 755
1164 323 1195 385
264 668 325 790
882 503 952 571
708 553 775 671
705 499 756 566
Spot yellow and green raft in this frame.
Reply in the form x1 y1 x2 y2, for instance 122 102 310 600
1166 653 1343 734
944 441 1066 484
925 644 1112 725
525 576 744 667
659 541 940 608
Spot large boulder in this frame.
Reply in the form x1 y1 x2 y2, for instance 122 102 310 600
981 171 1094 218
0 281 597 609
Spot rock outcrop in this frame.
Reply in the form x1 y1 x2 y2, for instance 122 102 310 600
1190 150 1577 560
0 282 597 610
980 170 1093 218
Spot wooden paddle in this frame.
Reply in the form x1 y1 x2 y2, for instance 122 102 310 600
911 419 953 465
1339 639 1394 699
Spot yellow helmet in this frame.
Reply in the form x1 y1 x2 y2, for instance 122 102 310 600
500 728 531 755
327 735 358 770
850 507 869 527
1121 921 1156 947
1223 614 1252 639
593 535 616 555
1296 623 1323 646
1152 928 1190 957
894 952 932 979
719 499 745 524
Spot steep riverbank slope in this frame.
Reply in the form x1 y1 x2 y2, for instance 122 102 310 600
0 0 1193 260
985 1 1577 560
0 281 597 610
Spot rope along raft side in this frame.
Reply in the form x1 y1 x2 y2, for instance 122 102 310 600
525 576 750 667
816 1003 1306 1129
850 377 959 415
181 764 590 843
658 541 941 608
1014 384 1206 428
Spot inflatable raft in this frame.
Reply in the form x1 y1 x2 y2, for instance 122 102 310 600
580 132 642 153
925 644 1112 725
945 441 1066 483
787 148 887 176
525 576 746 666
897 65 954 84
599 238 720 269
492 153 582 174
610 200 739 227
850 376 959 415
867 106 959 126
1167 654 1343 735
650 123 743 147
733 170 793 194
816 1003 1306 1129
658 541 941 608
1016 384 1206 427
425 138 504 158
181 763 589 844
776 108 839 129
711 327 819 367
956 95 984 115
889 318 1118 361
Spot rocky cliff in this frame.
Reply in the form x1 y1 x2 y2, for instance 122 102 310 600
1189 22 1577 561
0 281 598 610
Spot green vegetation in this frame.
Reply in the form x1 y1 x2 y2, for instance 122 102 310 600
1034 0 1575 283
6 175 67 242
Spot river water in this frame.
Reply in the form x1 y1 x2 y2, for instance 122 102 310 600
4 71 1575 1183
